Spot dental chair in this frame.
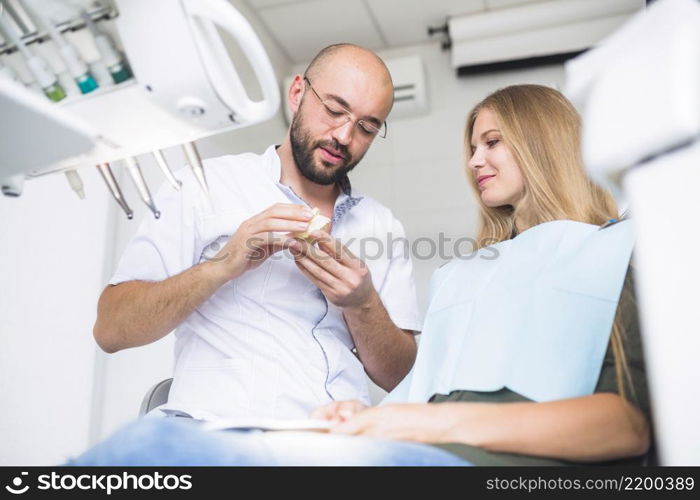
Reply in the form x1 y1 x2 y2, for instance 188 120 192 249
139 378 173 417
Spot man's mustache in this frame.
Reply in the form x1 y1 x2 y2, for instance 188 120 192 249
316 139 350 163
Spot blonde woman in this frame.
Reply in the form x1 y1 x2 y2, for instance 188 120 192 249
316 84 652 466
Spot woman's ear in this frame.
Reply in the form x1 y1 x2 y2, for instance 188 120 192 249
287 75 304 115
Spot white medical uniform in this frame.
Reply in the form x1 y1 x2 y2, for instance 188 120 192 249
109 145 421 419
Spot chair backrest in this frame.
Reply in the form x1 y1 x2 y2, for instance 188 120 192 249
139 378 173 417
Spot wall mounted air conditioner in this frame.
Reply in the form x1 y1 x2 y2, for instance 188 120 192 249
448 0 645 76
282 55 428 124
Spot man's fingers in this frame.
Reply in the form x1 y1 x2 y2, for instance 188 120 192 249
295 257 337 289
246 232 296 251
290 238 339 266
297 242 351 279
299 230 354 268
312 231 341 258
266 235 302 253
251 217 312 235
313 230 359 266
294 230 358 268
259 203 315 222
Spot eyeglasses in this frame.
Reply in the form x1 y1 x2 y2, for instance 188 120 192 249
303 77 387 139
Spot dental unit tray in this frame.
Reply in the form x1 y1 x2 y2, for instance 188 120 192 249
0 0 280 179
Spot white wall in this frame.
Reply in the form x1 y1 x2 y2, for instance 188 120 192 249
0 168 114 465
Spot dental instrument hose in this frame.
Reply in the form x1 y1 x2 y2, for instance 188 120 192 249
80 8 132 84
0 12 66 101
19 0 98 94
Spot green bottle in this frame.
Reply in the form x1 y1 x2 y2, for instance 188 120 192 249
43 82 67 102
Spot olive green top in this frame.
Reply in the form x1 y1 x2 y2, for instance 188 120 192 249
429 264 654 466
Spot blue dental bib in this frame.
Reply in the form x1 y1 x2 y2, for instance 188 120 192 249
384 219 634 404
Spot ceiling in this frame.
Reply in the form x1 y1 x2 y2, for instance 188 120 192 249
243 0 542 63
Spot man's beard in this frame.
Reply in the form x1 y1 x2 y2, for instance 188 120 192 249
289 111 363 186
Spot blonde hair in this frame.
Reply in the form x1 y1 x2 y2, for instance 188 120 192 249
465 84 634 404
465 84 618 242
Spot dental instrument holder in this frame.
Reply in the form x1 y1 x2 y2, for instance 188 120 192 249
124 157 160 219
152 150 181 191
0 0 280 204
182 142 208 194
96 163 133 220
64 169 85 199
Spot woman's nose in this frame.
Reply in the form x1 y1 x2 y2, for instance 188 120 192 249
468 149 485 170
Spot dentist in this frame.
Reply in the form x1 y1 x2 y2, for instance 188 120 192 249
93 44 420 420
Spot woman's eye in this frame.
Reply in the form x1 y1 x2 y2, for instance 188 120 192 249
486 139 499 148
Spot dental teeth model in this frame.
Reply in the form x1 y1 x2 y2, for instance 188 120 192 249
296 207 330 242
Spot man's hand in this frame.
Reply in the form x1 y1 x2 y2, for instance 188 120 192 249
310 400 368 423
212 203 313 281
291 230 375 308
293 229 416 391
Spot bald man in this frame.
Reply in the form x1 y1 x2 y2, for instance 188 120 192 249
94 44 421 421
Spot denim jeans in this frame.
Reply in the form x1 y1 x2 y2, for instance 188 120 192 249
67 418 470 466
